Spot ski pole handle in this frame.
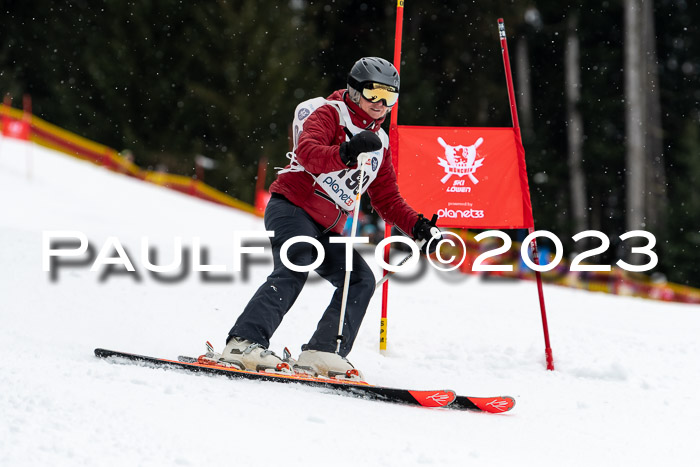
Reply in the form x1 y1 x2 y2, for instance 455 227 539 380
419 226 441 250
428 226 441 241
356 152 371 166
414 226 441 253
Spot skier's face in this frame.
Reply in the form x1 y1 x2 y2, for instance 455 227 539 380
359 96 390 120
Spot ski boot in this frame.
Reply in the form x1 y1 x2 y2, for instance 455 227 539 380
293 350 364 382
214 338 292 375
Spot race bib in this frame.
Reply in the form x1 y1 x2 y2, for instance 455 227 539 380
282 97 389 211
318 149 383 211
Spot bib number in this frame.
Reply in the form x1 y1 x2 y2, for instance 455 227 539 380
337 169 371 195
319 152 381 211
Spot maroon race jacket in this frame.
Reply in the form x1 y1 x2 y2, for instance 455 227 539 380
270 89 418 235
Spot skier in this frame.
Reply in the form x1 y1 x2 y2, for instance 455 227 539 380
221 57 440 380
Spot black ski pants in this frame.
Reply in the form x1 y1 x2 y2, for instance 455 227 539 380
228 195 375 357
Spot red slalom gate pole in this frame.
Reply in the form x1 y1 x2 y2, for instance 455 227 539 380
380 0 405 353
498 18 554 370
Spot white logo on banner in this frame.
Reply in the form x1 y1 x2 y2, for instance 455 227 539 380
437 136 485 184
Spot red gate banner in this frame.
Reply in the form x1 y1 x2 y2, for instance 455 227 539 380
1 96 31 141
1 116 31 140
397 125 534 229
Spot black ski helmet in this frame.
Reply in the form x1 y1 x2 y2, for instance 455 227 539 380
347 57 400 92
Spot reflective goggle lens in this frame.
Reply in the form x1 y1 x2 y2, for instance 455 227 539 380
361 83 399 107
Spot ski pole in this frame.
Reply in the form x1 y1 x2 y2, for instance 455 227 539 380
374 225 441 289
375 249 417 289
335 152 371 354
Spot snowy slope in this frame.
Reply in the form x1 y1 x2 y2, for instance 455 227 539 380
1 137 699 467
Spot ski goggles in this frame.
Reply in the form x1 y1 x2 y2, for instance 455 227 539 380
360 82 399 107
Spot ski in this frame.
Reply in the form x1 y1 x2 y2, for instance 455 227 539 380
94 348 515 413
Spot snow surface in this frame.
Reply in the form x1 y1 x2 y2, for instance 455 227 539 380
1 137 699 467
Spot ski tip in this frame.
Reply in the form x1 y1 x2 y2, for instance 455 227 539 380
409 389 457 408
467 396 516 413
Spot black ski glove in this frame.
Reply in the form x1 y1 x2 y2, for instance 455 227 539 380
412 213 442 253
339 130 382 167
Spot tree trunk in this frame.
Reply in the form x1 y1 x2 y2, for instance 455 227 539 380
515 36 534 141
624 0 646 242
565 13 588 243
642 0 667 239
